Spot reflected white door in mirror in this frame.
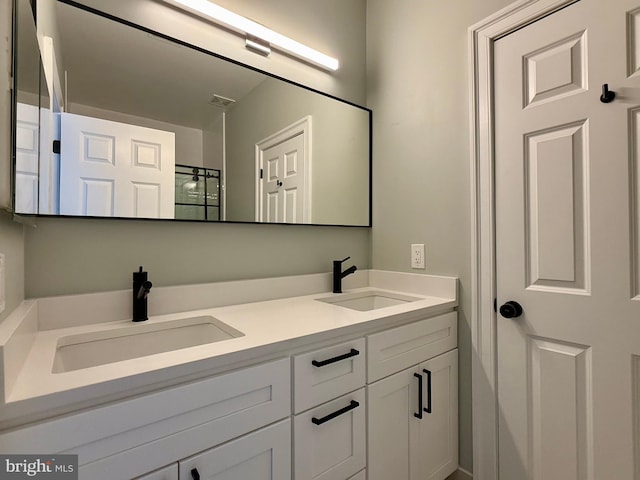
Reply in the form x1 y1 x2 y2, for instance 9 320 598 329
59 113 175 218
257 116 311 224
14 103 39 214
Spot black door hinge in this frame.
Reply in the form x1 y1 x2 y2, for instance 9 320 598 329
53 140 61 154
260 168 263 179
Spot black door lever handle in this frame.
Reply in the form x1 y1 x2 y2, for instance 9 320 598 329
600 83 616 103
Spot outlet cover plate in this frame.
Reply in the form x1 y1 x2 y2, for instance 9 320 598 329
411 244 425 269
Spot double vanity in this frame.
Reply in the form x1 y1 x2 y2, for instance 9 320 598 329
0 270 458 480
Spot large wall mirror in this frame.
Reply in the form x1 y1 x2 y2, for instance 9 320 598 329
13 0 371 226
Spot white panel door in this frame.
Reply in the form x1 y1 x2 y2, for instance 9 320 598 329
14 102 39 214
59 112 175 218
495 0 640 478
257 116 311 224
261 132 305 223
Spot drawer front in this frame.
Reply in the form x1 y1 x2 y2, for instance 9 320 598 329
0 358 290 480
367 312 457 382
294 388 366 480
134 463 178 480
179 419 291 480
294 338 365 413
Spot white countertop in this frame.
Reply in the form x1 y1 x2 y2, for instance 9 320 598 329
0 270 457 429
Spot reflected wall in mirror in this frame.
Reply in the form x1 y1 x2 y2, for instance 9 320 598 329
13 0 371 226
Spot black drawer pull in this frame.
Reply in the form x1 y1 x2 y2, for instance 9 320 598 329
191 468 200 480
312 348 360 367
312 400 360 425
423 369 432 414
414 372 423 419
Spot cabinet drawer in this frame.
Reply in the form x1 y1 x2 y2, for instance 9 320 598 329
367 312 457 382
0 358 290 480
294 388 366 480
134 463 178 480
179 419 291 480
294 338 365 413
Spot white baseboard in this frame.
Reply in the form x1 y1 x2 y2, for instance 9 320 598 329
447 468 473 480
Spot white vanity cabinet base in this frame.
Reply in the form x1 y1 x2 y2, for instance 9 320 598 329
133 463 178 480
179 419 291 480
294 388 366 480
368 349 458 480
367 312 457 383
0 358 290 480
293 338 365 414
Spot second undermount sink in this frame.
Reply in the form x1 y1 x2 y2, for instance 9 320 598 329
52 316 244 373
317 290 422 312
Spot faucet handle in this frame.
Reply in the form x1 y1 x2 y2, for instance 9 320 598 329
338 256 351 263
137 280 153 299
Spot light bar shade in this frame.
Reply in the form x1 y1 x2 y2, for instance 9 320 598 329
162 0 339 71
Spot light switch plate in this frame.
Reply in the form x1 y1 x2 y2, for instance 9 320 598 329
0 253 5 313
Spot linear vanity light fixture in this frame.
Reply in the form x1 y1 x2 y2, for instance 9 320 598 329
161 0 339 71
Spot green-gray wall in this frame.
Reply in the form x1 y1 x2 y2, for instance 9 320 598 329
367 0 516 473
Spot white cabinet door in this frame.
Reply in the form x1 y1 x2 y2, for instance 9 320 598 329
415 349 458 480
368 350 458 480
179 419 291 480
134 464 178 480
294 389 365 480
368 365 417 480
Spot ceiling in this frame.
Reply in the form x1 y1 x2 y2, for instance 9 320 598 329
55 1 267 130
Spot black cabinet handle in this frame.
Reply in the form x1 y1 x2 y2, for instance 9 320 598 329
423 369 432 414
312 400 359 425
191 468 200 480
414 372 423 419
312 348 359 367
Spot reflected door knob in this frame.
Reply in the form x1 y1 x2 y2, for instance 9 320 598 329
499 301 523 318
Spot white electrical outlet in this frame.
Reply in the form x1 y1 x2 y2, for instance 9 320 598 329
411 244 425 269
0 254 5 314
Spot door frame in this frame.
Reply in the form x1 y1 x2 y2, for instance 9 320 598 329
255 116 312 223
468 0 580 478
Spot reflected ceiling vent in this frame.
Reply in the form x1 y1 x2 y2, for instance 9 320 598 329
208 94 236 108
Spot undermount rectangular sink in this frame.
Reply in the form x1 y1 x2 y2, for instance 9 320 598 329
317 290 422 312
52 316 244 373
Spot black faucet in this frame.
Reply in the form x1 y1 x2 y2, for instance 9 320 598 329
133 266 152 322
333 256 357 293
